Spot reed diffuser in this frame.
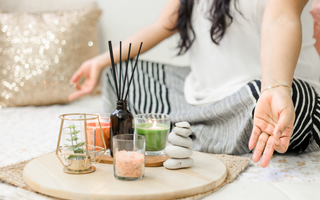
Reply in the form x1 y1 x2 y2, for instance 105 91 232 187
108 41 143 157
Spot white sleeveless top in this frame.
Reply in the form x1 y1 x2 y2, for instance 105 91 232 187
184 0 320 105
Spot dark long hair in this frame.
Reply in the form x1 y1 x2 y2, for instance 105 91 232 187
174 0 237 55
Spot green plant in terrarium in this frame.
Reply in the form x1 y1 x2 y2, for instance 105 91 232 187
65 124 86 160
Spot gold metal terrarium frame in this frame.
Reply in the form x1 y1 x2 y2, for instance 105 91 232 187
56 113 107 174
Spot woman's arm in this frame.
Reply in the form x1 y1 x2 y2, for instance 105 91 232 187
261 0 308 89
249 0 308 167
69 0 179 101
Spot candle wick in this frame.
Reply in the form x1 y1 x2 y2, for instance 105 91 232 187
152 121 157 128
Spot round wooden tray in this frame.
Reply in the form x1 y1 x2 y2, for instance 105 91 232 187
23 151 227 200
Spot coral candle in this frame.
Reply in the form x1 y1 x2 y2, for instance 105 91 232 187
87 121 110 150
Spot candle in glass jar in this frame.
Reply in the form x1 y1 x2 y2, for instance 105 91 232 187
136 122 169 151
87 122 110 150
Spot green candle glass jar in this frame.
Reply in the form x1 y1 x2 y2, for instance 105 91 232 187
134 114 170 156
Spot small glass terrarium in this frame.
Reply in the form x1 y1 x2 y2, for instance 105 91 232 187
56 113 107 174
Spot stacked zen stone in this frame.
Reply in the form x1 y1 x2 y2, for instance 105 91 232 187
164 122 194 169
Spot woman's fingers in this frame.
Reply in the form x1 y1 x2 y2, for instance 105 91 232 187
252 133 269 162
68 61 98 101
260 137 275 168
273 131 290 153
70 65 85 84
261 134 290 167
254 135 288 167
68 87 91 101
69 65 86 97
273 109 294 153
273 111 292 140
249 125 261 150
68 67 85 101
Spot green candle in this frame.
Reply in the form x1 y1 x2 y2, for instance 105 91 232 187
136 123 169 151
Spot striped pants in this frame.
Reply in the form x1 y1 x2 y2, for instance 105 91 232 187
102 60 320 154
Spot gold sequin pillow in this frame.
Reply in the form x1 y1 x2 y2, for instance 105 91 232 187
0 7 101 108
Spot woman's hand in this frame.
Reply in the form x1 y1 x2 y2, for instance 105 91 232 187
68 55 106 101
255 0 306 168
249 87 295 168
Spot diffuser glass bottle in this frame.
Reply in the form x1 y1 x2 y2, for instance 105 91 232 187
108 40 143 157
110 100 133 157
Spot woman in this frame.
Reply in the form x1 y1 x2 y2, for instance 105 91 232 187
69 0 320 168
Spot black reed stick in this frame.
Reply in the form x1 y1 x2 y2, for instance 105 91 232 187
127 60 132 99
108 41 119 100
124 42 143 100
119 41 122 99
121 43 132 100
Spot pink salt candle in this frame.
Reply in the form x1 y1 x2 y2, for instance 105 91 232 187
115 150 144 177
